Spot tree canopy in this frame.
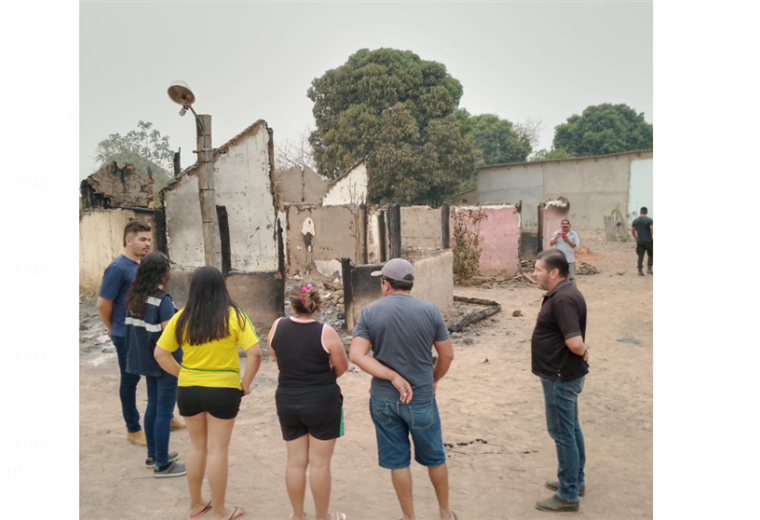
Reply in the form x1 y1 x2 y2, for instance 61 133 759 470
552 103 653 157
307 48 478 206
468 113 531 165
95 121 175 195
530 147 573 162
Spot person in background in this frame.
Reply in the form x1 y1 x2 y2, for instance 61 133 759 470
549 219 580 287
155 267 261 520
124 252 185 477
268 284 349 520
631 207 653 276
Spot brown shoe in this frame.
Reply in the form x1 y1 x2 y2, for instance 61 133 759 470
545 480 585 497
535 494 579 512
127 430 147 446
171 417 187 431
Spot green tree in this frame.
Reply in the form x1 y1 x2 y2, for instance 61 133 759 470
469 113 531 166
530 148 574 161
553 103 653 157
307 48 478 206
95 121 175 196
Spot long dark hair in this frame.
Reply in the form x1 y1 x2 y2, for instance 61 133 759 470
125 252 171 318
175 266 246 346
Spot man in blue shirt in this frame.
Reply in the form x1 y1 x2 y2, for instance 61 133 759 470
549 219 580 287
97 221 153 446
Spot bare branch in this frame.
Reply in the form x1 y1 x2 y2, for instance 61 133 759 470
274 126 317 174
513 117 544 150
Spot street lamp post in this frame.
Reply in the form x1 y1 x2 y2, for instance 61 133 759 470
167 80 222 270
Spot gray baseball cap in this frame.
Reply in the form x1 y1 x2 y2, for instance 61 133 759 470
371 258 415 282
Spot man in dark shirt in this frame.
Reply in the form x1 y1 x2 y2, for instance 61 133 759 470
631 207 654 276
97 221 153 446
531 248 589 513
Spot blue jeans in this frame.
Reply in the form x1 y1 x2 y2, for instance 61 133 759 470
112 336 142 433
541 376 586 503
145 373 178 467
369 395 446 470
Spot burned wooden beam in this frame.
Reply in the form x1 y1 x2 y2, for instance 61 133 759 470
453 295 500 307
448 305 501 333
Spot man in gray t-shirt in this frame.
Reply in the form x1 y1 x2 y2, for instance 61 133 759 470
549 219 580 287
350 258 457 520
631 206 654 276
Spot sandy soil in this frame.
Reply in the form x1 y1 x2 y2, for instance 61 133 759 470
79 231 652 520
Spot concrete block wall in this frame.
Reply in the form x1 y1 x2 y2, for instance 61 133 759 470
477 150 653 231
400 206 443 251
275 166 327 205
478 167 542 228
79 209 155 294
343 250 454 333
542 156 629 230
285 204 365 281
451 205 521 276
165 268 284 336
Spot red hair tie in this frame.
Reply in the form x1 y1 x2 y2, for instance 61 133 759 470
301 284 313 305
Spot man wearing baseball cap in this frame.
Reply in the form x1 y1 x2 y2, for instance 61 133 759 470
349 258 457 520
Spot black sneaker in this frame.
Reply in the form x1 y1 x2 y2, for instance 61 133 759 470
145 451 179 468
154 460 187 478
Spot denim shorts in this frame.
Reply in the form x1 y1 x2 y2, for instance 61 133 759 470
369 395 446 470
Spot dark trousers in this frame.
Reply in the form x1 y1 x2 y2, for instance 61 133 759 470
636 240 653 269
145 373 178 467
111 336 142 433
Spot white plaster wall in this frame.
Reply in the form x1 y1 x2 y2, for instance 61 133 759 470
367 208 384 264
214 130 278 272
628 159 653 223
322 163 368 206
164 175 205 268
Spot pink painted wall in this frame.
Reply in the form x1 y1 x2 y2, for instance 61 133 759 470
541 201 571 251
450 205 521 276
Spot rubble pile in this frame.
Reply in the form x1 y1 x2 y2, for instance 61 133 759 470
576 261 600 275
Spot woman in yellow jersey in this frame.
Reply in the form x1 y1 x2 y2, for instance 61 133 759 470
268 284 348 520
155 267 261 520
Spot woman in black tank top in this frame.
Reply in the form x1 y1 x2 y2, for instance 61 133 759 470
267 284 349 520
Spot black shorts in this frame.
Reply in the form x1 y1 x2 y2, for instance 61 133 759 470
276 396 343 441
177 386 243 420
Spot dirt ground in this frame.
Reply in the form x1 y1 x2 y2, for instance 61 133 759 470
79 230 652 520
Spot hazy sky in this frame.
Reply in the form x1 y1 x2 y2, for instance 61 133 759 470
79 1 653 181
